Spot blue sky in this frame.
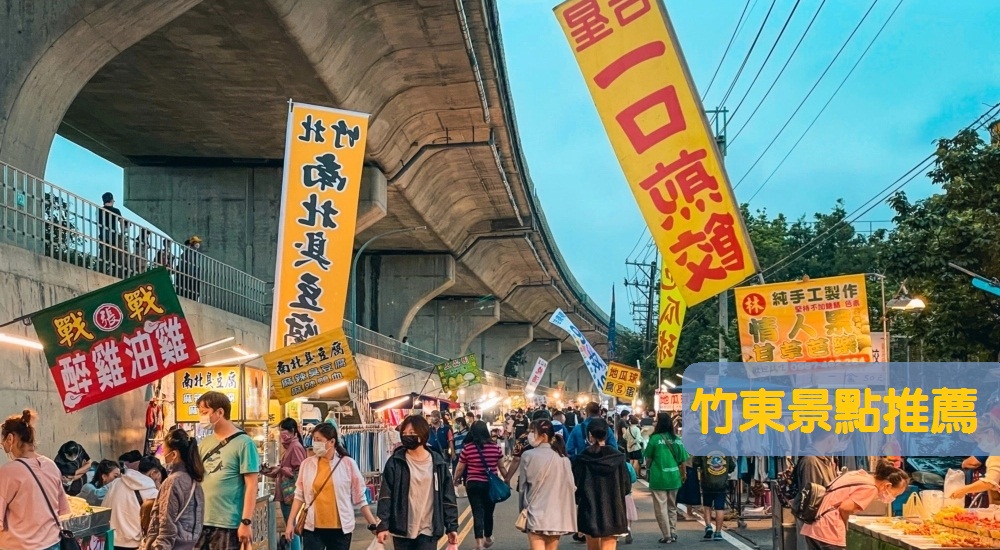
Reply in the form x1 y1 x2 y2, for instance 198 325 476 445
44 1 1000 329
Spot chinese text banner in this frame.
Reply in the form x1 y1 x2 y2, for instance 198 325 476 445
264 328 360 404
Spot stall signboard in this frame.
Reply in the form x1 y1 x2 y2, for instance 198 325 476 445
524 357 548 395
264 328 360 404
550 309 608 395
271 102 370 350
31 268 200 413
656 389 683 412
175 366 270 422
657 267 686 369
435 354 483 392
734 274 873 374
604 362 641 400
553 0 759 308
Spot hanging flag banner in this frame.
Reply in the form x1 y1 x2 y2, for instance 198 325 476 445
549 309 608 393
30 268 200 413
524 357 549 395
657 267 687 369
734 274 874 376
554 0 758 307
174 366 269 423
271 102 371 349
264 328 360 404
655 389 683 412
605 362 641 400
435 353 484 392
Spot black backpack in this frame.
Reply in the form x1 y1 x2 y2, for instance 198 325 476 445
790 472 872 524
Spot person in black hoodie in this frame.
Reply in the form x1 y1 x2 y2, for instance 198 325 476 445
572 418 631 550
376 415 459 550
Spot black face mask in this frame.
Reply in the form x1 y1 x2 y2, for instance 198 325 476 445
401 435 422 450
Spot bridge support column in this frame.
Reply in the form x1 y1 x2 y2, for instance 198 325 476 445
372 254 455 339
408 300 500 359
521 340 562 384
357 166 387 234
549 352 583 389
473 324 533 375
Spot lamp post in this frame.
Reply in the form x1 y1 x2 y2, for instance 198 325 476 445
866 273 890 362
348 226 427 348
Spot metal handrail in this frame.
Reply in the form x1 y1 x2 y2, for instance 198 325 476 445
0 161 269 323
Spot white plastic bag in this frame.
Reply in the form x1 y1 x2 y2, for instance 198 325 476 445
944 469 966 509
921 490 944 516
366 538 385 550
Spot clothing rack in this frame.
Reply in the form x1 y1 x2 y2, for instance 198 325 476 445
338 424 395 475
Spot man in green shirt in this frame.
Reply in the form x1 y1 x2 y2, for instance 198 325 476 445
195 391 260 550
644 412 690 544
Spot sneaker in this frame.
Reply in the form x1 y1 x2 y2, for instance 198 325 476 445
713 532 724 541
704 527 714 540
484 537 495 548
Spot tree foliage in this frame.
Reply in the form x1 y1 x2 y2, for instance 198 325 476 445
504 349 527 378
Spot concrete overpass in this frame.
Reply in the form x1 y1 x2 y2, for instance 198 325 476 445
2 1 609 380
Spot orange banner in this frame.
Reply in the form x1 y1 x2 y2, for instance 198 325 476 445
271 103 370 349
554 0 758 307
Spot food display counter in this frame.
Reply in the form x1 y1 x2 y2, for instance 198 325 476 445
849 513 1000 549
63 498 114 550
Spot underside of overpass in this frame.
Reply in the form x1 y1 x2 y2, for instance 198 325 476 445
1 0 608 373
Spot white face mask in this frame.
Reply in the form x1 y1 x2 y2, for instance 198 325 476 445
526 433 539 448
198 414 214 431
312 442 328 457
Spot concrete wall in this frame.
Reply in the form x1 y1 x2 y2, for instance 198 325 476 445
0 241 270 460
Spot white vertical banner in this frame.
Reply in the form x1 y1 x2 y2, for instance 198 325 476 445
871 331 887 362
525 357 548 395
549 309 608 395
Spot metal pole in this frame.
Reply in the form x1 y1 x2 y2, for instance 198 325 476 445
645 259 657 356
880 275 889 362
348 226 427 348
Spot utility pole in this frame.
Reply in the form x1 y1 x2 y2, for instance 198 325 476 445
707 107 729 365
624 258 658 356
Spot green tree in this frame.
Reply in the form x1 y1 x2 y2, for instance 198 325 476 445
504 349 527 378
883 128 1000 361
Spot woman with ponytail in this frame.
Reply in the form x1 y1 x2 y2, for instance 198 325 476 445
517 418 576 550
0 409 70 550
140 427 205 550
801 458 909 550
285 423 377 549
264 418 308 550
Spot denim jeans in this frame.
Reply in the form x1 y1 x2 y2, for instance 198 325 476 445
280 502 302 550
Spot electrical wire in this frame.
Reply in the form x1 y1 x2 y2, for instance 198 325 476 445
732 0 881 190
725 0 802 120
711 0 780 124
746 0 905 203
701 0 755 102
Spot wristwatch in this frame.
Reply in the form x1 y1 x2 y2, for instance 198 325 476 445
241 519 252 526
367 523 377 532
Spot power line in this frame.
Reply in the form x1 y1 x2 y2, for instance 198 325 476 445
701 0 755 101
732 0 881 190
729 0 828 143
746 0 905 203
712 0 780 123
725 0 802 120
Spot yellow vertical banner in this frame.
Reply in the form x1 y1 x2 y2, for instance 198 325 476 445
733 274 873 368
271 102 371 349
657 267 686 369
553 0 758 307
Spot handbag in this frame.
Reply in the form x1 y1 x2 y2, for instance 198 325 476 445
280 474 298 505
17 460 82 550
294 458 342 536
475 445 511 503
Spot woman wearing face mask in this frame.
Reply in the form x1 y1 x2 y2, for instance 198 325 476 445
140 428 205 550
801 459 909 550
454 421 508 550
79 459 121 506
0 409 71 550
517 418 577 550
376 415 460 550
264 418 307 550
54 440 92 496
285 423 377 550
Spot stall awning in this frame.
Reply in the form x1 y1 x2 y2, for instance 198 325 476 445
370 394 460 410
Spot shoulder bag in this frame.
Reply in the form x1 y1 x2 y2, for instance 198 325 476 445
17 459 82 550
474 445 511 503
294 457 343 536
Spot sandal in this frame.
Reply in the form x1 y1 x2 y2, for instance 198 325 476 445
658 538 672 544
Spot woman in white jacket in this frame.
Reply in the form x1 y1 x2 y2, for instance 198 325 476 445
284 424 378 550
105 456 159 550
517 419 577 550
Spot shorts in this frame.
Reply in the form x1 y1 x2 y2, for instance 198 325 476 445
627 450 643 462
702 491 727 510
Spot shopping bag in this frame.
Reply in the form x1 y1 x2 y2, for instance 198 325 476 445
921 490 944 516
445 544 459 550
903 492 928 520
944 469 967 508
366 538 386 550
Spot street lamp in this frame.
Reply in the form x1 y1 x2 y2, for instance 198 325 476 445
866 274 890 363
348 226 428 347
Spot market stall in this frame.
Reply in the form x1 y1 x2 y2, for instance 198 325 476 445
64 497 113 550
849 509 1000 549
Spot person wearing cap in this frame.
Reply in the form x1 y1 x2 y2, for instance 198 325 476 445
98 191 124 277
177 236 202 301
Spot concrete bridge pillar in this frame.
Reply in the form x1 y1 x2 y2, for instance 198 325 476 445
373 254 455 339
549 352 583 389
521 340 562 383
473 323 533 374
1 0 202 176
407 299 500 359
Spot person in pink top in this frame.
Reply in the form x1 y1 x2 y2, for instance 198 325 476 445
263 418 308 550
0 409 71 550
800 459 909 550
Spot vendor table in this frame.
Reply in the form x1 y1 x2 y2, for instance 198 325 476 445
849 517 1000 550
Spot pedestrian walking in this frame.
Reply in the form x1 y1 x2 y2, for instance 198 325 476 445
566 402 618 460
194 391 260 550
693 454 736 541
79 459 121 506
0 409 71 550
623 416 645 474
516 418 576 550
572 418 630 550
141 427 206 550
376 415 459 550
177 236 202 301
453 417 469 467
427 410 455 461
99 192 124 277
644 412 689 544
105 455 160 550
285 423 377 550
263 418 307 550
454 421 508 550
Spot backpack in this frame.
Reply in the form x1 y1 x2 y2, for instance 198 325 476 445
791 472 872 524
